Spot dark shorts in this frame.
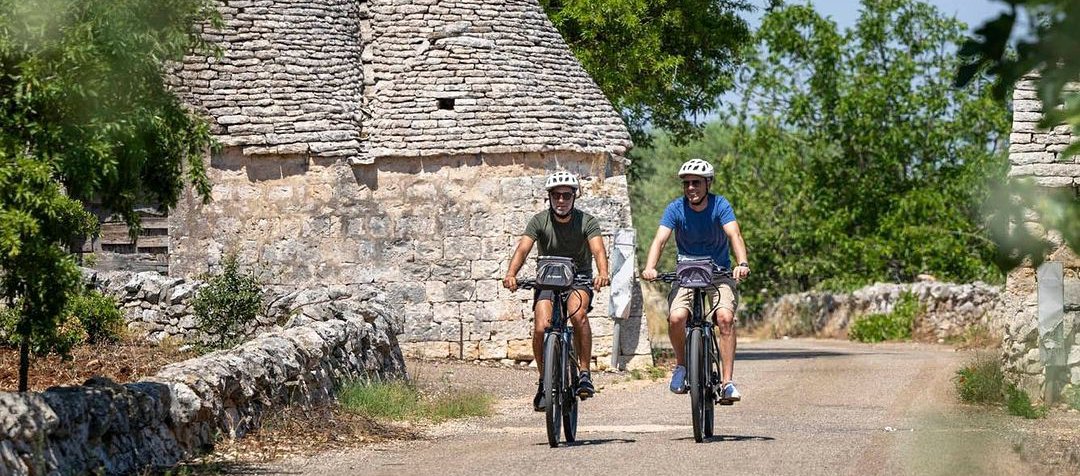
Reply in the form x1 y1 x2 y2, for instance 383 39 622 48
533 280 595 315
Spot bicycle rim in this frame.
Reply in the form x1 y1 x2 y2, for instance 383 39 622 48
543 335 562 448
563 340 578 443
688 328 705 443
704 331 715 438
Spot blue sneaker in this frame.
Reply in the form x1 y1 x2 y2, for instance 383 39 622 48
669 365 688 394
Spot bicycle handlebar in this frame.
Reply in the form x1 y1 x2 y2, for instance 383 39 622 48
516 275 593 291
655 268 732 284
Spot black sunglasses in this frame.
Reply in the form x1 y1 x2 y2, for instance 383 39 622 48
549 191 575 201
681 179 704 187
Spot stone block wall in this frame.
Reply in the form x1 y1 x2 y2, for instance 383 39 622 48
0 299 404 475
86 269 393 344
1002 78 1080 398
169 150 652 370
756 281 1002 340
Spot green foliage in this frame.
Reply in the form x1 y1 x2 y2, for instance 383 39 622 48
955 353 1048 418
848 292 920 343
539 0 755 145
67 288 124 344
627 365 667 381
192 255 264 350
0 0 219 389
631 0 1008 314
1005 384 1048 419
955 353 1007 405
957 1 1080 266
1062 385 1080 411
1 287 124 354
338 379 494 422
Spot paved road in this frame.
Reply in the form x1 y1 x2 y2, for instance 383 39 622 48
272 339 1029 476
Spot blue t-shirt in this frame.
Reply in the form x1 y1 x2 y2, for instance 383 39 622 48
659 194 737 268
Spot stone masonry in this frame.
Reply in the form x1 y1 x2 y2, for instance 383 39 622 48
0 295 405 475
756 281 1002 341
1002 77 1080 397
162 1 651 369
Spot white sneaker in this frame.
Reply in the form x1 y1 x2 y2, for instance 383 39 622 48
719 382 741 405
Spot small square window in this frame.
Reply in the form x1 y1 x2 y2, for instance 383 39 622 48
437 98 455 110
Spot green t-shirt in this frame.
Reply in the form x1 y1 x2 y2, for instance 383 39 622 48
523 209 602 276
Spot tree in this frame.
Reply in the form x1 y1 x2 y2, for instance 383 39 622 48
633 0 1010 313
0 0 218 391
539 0 756 146
955 0 1080 265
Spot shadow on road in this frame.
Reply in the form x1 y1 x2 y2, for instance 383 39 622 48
736 349 854 361
671 434 776 443
533 438 637 447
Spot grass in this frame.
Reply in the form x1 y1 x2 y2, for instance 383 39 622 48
1064 385 1080 411
955 352 1047 419
848 292 920 343
1006 384 1049 419
338 379 494 423
955 352 1007 405
944 324 999 350
626 365 667 382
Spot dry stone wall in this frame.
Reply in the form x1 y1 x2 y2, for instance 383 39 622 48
757 281 1002 341
0 298 404 475
86 269 394 344
170 151 651 369
1002 78 1080 397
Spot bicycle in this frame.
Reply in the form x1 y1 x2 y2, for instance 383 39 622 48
657 259 733 443
516 257 593 448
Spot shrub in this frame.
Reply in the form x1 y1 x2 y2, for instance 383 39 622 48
1005 384 1048 419
848 292 920 343
1062 385 1080 411
955 353 1006 405
192 255 263 350
0 299 84 356
2 287 123 353
67 289 125 344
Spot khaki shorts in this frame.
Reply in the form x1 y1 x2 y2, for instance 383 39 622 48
667 279 739 316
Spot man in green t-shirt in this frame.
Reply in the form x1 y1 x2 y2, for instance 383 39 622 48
503 171 610 411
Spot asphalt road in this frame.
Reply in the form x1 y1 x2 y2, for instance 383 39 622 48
271 338 1031 476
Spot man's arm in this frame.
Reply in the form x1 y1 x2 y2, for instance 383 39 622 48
642 226 673 281
503 236 535 291
723 221 749 280
587 235 609 288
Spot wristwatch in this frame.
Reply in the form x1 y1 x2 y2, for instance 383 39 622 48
738 262 749 268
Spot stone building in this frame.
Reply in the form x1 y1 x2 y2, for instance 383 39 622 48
150 0 650 368
1001 77 1080 398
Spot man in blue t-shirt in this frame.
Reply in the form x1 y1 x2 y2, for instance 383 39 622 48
642 158 750 404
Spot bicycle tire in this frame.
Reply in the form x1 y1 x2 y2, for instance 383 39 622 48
562 334 578 443
703 331 716 438
688 327 705 443
543 334 562 448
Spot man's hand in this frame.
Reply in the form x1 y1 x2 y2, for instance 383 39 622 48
593 274 610 289
642 268 658 281
502 275 518 292
733 264 750 281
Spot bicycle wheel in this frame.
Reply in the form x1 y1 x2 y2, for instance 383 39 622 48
543 334 562 448
562 335 578 443
688 327 705 443
703 331 716 438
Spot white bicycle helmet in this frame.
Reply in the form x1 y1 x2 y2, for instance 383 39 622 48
545 171 580 190
678 159 714 178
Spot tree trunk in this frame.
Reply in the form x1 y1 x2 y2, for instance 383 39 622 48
18 334 29 392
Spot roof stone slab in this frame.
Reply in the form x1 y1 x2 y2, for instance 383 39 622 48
170 0 632 163
364 0 632 160
170 0 368 160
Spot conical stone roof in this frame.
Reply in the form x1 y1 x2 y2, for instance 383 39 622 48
170 0 632 163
